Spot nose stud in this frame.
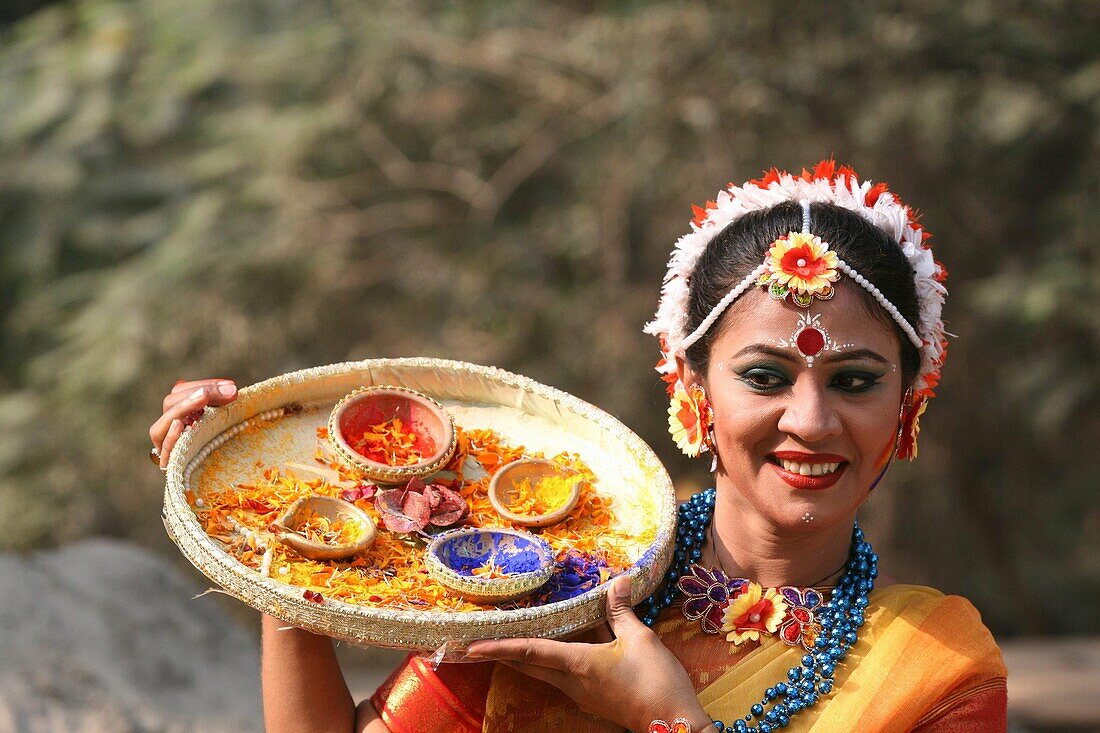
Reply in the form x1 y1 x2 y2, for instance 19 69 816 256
801 512 814 523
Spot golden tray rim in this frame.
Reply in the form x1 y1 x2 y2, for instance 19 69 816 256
161 357 677 651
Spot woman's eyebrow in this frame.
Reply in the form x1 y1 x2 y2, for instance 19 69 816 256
819 348 890 365
728 344 891 366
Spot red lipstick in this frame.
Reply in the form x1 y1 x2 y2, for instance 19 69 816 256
768 451 849 491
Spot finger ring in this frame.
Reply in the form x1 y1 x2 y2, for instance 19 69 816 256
149 447 161 465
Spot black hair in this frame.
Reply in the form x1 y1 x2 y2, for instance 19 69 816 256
684 201 920 384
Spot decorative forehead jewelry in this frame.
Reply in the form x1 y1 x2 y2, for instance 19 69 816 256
646 160 948 460
681 200 921 353
771 311 854 367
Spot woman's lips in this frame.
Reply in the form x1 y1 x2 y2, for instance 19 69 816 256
770 457 844 490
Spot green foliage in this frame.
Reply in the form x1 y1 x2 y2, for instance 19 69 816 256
0 0 1096 635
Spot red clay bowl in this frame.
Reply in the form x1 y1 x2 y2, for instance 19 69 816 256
328 385 457 484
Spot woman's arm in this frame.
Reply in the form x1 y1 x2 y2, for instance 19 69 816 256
261 613 389 733
150 383 389 731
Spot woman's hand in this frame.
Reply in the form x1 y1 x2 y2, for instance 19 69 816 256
149 378 238 469
464 575 710 732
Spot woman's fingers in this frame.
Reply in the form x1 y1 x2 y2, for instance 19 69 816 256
496 660 576 695
150 388 207 449
151 381 237 450
159 419 183 470
464 636 589 673
605 575 646 638
162 379 236 411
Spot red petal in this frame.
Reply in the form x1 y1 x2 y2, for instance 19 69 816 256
812 160 835 180
374 489 406 516
429 486 468 526
691 204 708 226
246 498 275 514
423 484 443 509
781 620 802 644
865 182 889 207
402 491 431 526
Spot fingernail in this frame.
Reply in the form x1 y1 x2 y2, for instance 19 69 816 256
189 388 205 401
171 419 182 431
218 384 236 396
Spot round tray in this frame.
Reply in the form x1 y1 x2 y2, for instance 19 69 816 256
161 358 676 652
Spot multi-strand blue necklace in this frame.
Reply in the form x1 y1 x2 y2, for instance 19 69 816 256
637 488 877 733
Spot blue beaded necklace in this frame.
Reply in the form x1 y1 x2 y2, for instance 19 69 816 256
638 489 878 733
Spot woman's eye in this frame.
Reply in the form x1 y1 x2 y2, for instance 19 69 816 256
832 372 880 392
738 369 788 391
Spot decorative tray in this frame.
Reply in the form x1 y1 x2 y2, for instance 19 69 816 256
161 358 676 652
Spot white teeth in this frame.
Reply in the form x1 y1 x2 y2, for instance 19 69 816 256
777 459 843 476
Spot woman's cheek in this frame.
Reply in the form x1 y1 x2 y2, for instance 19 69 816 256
869 432 895 476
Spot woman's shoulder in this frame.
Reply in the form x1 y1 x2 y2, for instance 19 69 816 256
869 582 988 620
865 583 1006 676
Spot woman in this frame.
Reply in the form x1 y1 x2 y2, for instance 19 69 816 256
149 161 1007 732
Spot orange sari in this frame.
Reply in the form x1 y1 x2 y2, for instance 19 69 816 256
372 585 1007 732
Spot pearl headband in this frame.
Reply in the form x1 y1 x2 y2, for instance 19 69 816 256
679 200 923 353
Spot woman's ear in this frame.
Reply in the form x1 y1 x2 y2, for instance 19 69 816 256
674 353 692 388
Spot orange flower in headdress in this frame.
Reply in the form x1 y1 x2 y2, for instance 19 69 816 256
758 232 840 307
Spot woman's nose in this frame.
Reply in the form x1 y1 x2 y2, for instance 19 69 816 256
776 380 843 444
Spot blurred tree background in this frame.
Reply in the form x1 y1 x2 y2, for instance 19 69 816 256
0 0 1096 638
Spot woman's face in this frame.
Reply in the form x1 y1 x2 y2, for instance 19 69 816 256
682 283 907 534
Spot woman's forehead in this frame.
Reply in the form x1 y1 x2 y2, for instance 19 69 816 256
714 284 902 362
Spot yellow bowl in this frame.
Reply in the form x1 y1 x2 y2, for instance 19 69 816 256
328 385 457 484
272 495 377 561
488 458 582 527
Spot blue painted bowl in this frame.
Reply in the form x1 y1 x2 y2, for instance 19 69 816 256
425 527 554 604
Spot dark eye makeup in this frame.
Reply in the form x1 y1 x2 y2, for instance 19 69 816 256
732 363 886 394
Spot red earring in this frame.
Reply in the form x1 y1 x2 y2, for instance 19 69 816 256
895 389 926 460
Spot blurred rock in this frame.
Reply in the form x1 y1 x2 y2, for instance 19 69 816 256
0 539 261 733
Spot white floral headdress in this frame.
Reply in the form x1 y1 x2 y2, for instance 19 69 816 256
644 160 948 459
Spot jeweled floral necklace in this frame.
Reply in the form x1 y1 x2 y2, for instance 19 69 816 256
638 489 877 733
676 521 845 649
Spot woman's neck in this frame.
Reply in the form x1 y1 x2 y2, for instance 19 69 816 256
702 489 857 589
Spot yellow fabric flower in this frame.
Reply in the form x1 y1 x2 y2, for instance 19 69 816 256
722 582 790 646
764 232 840 298
667 382 709 457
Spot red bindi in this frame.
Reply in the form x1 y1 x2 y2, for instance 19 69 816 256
795 327 825 357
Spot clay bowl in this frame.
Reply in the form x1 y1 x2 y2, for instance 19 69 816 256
424 527 554 604
488 458 582 528
271 495 377 561
328 386 457 484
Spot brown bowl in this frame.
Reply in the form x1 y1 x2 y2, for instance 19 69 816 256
272 495 377 561
488 458 582 528
328 385 457 484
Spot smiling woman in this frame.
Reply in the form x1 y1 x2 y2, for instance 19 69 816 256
361 163 1007 732
149 161 1007 733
